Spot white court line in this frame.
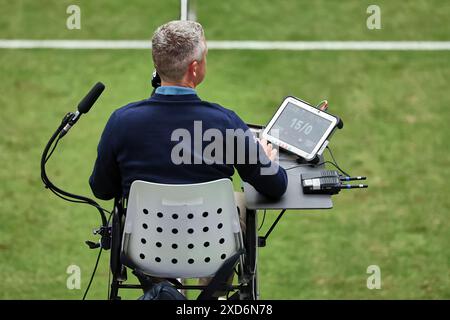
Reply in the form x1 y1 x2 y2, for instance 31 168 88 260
0 40 449 50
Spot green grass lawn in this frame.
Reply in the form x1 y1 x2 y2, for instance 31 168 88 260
0 0 449 299
0 0 449 40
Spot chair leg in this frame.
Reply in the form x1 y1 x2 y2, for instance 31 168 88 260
240 209 258 300
109 277 120 300
110 199 125 300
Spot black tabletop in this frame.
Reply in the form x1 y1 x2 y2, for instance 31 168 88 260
243 152 333 210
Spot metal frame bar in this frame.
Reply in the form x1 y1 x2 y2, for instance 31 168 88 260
116 284 246 291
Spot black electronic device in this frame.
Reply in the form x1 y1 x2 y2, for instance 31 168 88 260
262 96 342 162
151 70 161 96
301 170 368 195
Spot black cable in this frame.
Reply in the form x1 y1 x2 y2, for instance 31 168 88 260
285 159 351 178
45 136 61 163
258 209 266 231
47 187 90 204
83 211 113 300
44 175 111 214
41 134 99 208
326 146 351 177
42 179 110 222
41 121 110 225
82 246 103 300
323 161 350 177
285 162 325 171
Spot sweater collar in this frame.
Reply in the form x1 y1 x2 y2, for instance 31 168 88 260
155 86 197 95
149 93 201 102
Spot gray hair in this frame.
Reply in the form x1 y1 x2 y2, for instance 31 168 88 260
152 20 206 82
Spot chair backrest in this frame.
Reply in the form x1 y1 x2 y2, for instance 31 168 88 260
121 178 242 278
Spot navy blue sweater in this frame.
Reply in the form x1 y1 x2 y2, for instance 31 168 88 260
89 93 288 200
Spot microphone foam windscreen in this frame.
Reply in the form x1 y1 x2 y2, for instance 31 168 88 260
78 82 105 114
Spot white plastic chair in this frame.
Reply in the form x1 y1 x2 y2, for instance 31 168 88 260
121 178 244 279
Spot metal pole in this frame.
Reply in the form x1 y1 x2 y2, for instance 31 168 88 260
180 0 197 21
180 0 188 20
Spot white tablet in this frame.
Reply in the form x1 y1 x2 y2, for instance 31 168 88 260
262 96 338 161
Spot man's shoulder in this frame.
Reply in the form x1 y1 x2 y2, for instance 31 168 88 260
200 100 242 124
113 99 151 117
112 97 231 113
110 97 246 129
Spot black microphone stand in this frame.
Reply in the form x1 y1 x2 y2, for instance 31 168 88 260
40 105 109 249
41 113 108 226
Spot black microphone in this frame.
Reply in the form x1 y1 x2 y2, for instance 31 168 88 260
59 82 105 138
78 82 105 114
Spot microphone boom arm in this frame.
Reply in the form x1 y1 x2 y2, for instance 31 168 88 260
40 114 108 227
40 82 109 229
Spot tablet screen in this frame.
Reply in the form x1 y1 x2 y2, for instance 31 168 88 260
267 102 332 154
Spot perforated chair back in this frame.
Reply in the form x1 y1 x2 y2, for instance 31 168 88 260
121 179 243 279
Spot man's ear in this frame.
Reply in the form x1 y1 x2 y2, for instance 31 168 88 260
188 60 199 78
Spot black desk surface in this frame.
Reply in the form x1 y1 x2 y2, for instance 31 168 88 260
243 152 333 210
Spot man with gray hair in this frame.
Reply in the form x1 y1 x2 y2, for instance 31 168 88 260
89 20 288 296
151 20 207 86
90 20 287 201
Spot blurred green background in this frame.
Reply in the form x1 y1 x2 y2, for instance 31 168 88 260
0 0 448 299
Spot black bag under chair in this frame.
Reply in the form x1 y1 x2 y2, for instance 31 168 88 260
138 281 187 300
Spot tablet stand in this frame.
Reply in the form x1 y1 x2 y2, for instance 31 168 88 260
295 154 321 165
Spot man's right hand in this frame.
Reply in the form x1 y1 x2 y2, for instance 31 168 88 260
258 138 278 162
